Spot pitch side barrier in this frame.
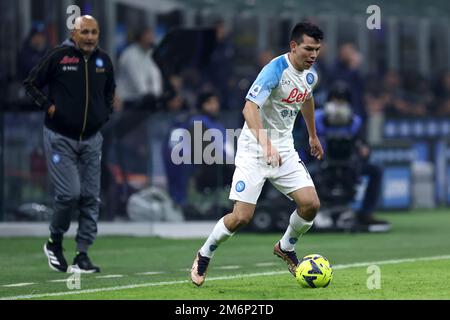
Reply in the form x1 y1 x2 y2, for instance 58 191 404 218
382 117 450 208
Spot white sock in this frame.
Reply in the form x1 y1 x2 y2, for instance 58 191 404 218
280 210 313 252
199 217 234 258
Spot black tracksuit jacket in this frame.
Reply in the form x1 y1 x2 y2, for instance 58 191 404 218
24 39 116 140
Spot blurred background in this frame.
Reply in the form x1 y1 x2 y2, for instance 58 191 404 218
0 0 450 234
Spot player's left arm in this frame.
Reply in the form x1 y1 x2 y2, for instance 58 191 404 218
301 97 324 160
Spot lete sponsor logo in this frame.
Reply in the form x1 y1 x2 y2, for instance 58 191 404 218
60 56 80 64
281 88 309 104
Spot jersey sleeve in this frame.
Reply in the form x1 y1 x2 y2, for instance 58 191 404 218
246 56 286 108
23 47 60 111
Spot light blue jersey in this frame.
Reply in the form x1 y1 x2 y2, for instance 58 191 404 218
239 53 319 156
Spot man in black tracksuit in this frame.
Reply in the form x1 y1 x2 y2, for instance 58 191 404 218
24 15 115 273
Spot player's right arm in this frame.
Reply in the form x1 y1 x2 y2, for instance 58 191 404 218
242 100 281 167
244 56 286 167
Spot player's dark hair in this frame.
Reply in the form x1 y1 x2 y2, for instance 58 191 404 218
290 22 323 44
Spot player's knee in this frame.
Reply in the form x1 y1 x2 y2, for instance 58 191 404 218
230 208 253 228
235 213 252 227
312 198 321 213
299 199 320 221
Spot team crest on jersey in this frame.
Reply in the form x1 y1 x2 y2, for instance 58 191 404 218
96 58 104 68
52 154 61 164
249 84 262 98
235 181 246 192
306 73 314 85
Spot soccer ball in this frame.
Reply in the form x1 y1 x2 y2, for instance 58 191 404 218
295 254 333 288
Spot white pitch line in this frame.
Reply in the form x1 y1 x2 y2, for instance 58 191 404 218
332 255 450 270
48 279 69 283
2 254 450 300
216 265 241 270
2 283 35 288
136 272 166 276
255 262 277 267
95 275 124 279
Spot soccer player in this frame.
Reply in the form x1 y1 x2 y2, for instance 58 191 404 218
191 22 324 286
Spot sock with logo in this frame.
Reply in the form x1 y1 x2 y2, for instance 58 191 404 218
199 217 234 258
280 210 313 252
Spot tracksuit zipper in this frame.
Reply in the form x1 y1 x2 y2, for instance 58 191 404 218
80 57 89 141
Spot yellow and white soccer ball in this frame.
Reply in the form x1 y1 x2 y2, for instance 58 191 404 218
295 254 333 288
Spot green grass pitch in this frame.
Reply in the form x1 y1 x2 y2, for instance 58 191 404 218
0 209 449 300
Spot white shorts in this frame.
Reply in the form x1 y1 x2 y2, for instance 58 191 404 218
229 151 315 204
